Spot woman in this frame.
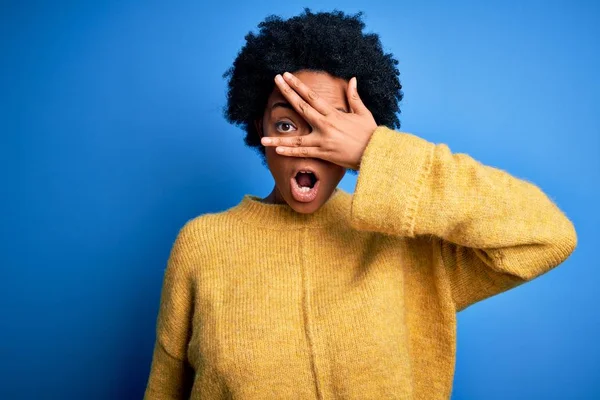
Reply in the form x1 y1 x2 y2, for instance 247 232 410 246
144 9 577 399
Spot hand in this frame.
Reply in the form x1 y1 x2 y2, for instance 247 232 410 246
260 72 378 170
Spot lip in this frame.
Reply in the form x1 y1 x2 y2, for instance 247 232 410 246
290 166 320 203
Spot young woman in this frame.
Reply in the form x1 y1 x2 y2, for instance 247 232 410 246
144 9 577 399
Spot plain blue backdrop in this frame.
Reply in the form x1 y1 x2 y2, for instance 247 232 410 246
1 1 598 399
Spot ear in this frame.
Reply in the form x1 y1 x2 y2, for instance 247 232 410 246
254 118 263 138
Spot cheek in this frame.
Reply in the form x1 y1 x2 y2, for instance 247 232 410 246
265 147 283 166
323 165 347 183
265 149 291 178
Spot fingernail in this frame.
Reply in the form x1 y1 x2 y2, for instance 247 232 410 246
353 77 358 90
283 72 292 79
275 74 284 83
262 137 271 144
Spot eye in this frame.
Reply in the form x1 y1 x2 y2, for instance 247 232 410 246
274 121 297 133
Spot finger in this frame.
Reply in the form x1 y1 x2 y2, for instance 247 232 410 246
261 134 320 148
282 72 335 116
346 77 370 115
275 146 327 159
275 75 325 128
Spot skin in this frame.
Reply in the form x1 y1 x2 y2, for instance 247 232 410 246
254 70 377 214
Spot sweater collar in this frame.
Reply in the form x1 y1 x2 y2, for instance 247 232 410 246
228 187 351 229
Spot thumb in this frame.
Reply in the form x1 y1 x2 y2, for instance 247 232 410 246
347 77 369 115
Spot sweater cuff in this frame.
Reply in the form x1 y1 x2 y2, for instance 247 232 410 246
350 126 435 237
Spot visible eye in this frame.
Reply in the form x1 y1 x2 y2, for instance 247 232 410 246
274 121 297 133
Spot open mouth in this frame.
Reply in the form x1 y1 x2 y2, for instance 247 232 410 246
290 169 320 202
294 170 318 190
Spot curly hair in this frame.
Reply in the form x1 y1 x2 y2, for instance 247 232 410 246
222 8 403 174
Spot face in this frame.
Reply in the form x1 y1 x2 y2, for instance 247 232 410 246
254 70 349 214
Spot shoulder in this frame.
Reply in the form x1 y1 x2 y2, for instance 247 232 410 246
173 206 243 249
163 212 229 277
175 212 222 241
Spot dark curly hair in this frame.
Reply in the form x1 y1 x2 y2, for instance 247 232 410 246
222 8 403 175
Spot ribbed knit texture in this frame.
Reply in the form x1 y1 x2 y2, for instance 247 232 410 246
144 126 577 399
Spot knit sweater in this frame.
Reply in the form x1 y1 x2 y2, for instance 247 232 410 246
143 126 577 399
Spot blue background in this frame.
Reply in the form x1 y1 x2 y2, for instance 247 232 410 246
2 1 598 398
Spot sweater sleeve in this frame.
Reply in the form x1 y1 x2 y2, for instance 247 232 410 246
144 222 196 399
349 125 577 312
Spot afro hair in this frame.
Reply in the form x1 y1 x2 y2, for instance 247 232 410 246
222 8 403 174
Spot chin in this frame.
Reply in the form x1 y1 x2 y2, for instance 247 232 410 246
284 183 333 214
289 198 323 214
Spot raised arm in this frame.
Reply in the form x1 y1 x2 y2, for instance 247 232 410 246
144 222 196 399
256 73 577 312
350 126 577 312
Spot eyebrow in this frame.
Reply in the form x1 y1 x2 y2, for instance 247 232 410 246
271 101 348 113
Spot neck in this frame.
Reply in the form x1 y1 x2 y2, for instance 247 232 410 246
228 187 350 229
261 185 287 205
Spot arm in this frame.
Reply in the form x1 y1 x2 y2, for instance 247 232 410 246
144 222 196 399
256 73 577 311
350 126 577 312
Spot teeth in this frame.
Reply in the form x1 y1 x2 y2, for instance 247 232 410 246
293 177 314 192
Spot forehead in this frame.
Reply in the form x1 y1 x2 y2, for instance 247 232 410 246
267 70 349 112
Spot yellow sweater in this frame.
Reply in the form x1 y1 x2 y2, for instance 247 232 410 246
144 126 577 399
